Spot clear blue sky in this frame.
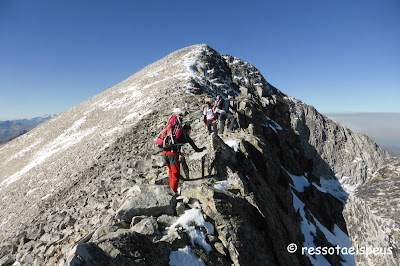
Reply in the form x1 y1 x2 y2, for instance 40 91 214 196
1 0 399 120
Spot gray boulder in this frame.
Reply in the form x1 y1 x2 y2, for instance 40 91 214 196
130 217 159 236
115 185 176 222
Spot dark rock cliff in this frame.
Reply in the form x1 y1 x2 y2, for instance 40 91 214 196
288 98 390 193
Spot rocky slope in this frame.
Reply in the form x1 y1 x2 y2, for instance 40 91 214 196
0 44 395 265
343 157 400 266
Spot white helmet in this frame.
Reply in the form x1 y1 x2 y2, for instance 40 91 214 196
171 108 183 115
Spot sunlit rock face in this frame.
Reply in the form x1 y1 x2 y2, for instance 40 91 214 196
344 158 400 266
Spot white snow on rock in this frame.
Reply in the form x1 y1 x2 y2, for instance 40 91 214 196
291 190 356 265
283 167 310 192
167 207 214 253
266 116 283 130
169 246 206 266
214 180 229 191
262 117 283 134
311 182 327 193
338 176 358 194
225 140 240 152
319 176 349 204
291 190 331 265
2 138 42 166
310 213 356 265
285 165 355 264
41 194 52 200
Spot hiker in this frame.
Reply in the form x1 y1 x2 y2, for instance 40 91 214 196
218 95 237 134
161 120 206 196
203 101 217 134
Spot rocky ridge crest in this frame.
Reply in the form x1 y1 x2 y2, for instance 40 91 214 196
0 44 396 265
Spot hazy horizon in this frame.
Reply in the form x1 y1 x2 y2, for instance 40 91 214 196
2 111 399 158
325 112 400 157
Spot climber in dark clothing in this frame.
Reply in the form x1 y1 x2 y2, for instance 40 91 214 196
162 124 206 195
219 95 237 134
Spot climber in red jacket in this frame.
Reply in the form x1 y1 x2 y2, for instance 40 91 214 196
162 123 206 195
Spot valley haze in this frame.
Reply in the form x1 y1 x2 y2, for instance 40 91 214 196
325 112 400 157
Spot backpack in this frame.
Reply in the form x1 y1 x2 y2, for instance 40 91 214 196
214 95 224 114
155 115 183 149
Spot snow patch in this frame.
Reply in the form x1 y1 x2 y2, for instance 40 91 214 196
342 183 357 193
122 109 153 124
2 138 42 166
97 90 142 111
225 140 240 152
26 187 39 195
169 246 205 266
146 68 163 78
291 190 331 265
214 180 229 191
339 176 358 193
311 182 327 193
41 194 52 200
262 117 283 134
310 213 356 265
283 168 310 192
103 127 122 137
119 85 139 93
291 190 355 265
319 177 349 204
0 218 8 228
167 206 214 253
266 116 283 130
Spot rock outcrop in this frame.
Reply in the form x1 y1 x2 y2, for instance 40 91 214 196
343 157 400 265
0 44 396 265
288 97 390 192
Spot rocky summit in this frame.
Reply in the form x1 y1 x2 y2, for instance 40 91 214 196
0 44 398 265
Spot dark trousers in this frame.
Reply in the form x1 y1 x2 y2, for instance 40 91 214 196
181 157 190 179
206 120 217 134
219 113 236 134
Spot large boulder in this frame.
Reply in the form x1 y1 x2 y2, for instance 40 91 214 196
115 185 176 222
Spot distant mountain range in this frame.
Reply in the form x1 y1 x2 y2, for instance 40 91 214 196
0 115 56 144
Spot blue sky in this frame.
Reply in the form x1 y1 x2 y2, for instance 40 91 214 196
1 0 399 120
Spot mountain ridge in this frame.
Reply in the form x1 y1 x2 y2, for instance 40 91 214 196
0 44 397 265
